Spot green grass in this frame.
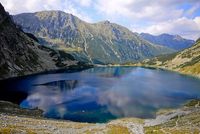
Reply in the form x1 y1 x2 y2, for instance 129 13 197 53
106 125 130 134
57 46 83 52
180 55 200 68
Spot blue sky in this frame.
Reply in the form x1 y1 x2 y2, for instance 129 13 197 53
1 0 200 40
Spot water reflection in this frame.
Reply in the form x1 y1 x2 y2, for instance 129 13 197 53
39 80 79 91
3 67 200 123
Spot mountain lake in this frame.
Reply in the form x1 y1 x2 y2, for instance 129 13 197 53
0 67 200 123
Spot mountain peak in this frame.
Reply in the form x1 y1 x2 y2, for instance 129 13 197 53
0 3 8 21
13 10 173 64
0 3 5 14
97 20 111 25
35 10 75 16
140 33 194 50
173 34 183 40
103 20 110 24
34 10 75 20
160 33 171 36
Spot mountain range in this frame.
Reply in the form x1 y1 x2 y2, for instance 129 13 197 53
13 11 173 64
140 33 194 51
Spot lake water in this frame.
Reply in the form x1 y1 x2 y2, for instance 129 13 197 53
0 67 200 123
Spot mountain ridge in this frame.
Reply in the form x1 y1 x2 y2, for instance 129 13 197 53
140 33 195 51
13 11 173 64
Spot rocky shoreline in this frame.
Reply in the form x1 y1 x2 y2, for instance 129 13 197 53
0 100 199 134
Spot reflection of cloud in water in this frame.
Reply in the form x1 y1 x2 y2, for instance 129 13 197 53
98 90 132 117
96 68 193 118
20 75 110 119
19 67 200 121
21 84 97 118
21 86 67 109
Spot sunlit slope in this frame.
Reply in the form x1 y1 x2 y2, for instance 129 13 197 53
140 39 200 77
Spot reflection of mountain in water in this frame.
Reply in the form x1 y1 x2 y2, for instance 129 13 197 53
83 67 133 77
40 80 78 91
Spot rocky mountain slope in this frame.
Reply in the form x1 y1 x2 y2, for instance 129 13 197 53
139 38 200 77
13 11 173 64
0 3 82 79
140 33 194 51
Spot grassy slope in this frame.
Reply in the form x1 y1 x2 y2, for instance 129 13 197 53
136 39 200 78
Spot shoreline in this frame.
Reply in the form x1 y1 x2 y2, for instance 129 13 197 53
102 64 200 79
0 100 200 133
1 64 199 81
0 64 93 81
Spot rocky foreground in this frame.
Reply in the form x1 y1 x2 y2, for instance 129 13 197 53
0 100 199 134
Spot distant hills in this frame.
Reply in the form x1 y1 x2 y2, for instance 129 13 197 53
0 4 82 79
138 38 200 77
140 33 195 51
13 11 173 64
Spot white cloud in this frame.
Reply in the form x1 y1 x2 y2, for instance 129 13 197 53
95 0 186 22
0 0 93 22
75 0 92 7
62 1 93 22
131 17 200 40
94 0 200 39
1 0 61 14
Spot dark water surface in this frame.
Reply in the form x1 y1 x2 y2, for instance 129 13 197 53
0 67 200 123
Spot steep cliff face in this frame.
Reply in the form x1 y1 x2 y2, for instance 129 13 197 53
13 11 173 64
0 3 78 79
140 33 195 51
